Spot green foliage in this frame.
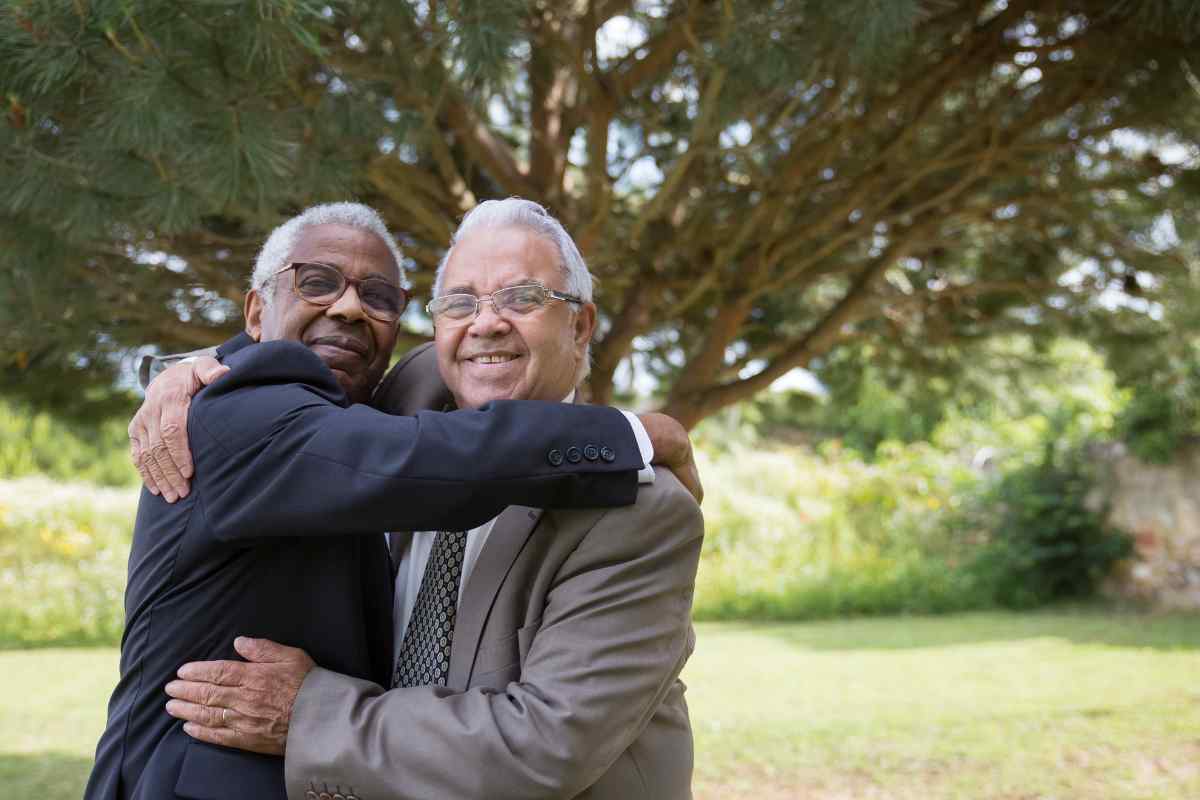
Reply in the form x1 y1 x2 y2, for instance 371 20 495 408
0 478 134 647
0 400 137 486
3 1 1199 427
692 440 993 621
964 446 1134 609
1114 376 1200 463
692 344 1133 621
743 336 1125 462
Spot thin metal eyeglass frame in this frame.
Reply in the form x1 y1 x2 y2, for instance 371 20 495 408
425 283 585 326
273 262 410 324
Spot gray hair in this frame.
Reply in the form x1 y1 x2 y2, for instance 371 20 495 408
432 198 593 302
251 202 407 306
432 198 596 384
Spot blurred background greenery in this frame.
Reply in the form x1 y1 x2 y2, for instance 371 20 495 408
3 0 1200 796
0 333 1174 649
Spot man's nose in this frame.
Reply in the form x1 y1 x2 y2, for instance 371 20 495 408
326 284 368 323
467 299 511 336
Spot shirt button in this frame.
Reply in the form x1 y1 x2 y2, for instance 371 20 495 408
583 444 600 461
600 446 616 463
547 448 564 466
566 446 583 463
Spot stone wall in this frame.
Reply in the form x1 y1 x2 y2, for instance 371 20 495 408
1095 441 1200 609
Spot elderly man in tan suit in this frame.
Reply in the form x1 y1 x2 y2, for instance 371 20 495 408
163 198 704 800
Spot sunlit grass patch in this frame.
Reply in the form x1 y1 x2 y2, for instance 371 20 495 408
3 612 1198 799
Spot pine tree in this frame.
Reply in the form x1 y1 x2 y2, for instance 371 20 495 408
2 0 1198 426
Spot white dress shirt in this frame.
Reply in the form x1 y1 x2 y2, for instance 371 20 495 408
390 397 654 654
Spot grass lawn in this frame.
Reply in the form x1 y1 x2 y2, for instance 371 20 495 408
3 610 1198 799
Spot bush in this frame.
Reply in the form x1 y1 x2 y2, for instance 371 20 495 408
0 477 135 647
1115 383 1199 464
963 447 1133 609
691 440 997 621
0 401 137 486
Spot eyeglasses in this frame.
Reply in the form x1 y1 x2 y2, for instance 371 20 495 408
275 262 410 324
425 283 584 326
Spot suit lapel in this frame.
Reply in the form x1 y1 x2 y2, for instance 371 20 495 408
447 505 542 689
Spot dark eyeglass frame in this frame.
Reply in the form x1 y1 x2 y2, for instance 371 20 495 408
425 282 585 326
274 261 410 324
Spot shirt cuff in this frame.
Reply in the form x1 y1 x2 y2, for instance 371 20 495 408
618 410 655 485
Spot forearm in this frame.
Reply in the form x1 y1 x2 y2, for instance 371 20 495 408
193 344 647 539
285 641 691 800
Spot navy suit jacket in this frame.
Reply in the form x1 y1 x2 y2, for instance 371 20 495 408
86 333 644 800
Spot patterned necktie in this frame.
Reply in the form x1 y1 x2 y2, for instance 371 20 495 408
392 530 468 688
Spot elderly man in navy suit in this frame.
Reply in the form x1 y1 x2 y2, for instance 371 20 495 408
85 202 695 800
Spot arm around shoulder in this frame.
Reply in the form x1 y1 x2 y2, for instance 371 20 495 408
190 341 650 540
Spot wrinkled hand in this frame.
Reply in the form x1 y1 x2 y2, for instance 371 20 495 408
129 356 228 502
638 412 703 505
164 637 315 756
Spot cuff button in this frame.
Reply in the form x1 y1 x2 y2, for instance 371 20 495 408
566 446 583 463
583 444 600 461
547 448 565 466
600 446 616 462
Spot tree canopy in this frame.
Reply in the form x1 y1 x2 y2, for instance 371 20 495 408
2 0 1198 426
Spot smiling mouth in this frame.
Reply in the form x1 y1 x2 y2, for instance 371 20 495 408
310 336 369 358
468 354 520 365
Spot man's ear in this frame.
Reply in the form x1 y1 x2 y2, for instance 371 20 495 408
573 302 598 355
244 290 264 342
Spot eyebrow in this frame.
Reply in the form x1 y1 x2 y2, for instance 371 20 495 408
302 260 399 283
444 277 542 295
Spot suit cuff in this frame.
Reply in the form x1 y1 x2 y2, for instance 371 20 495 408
618 410 655 485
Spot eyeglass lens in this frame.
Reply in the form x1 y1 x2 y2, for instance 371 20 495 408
432 285 551 321
294 262 405 321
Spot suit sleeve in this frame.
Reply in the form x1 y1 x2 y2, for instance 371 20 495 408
283 471 704 800
190 340 643 538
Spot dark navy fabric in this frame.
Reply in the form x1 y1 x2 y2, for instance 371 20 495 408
86 333 642 800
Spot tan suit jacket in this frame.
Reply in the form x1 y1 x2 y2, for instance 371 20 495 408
283 344 704 800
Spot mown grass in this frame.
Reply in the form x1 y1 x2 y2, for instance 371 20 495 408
686 611 1200 799
3 611 1198 799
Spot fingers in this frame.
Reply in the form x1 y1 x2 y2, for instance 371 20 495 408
142 441 175 502
194 358 230 386
132 359 210 502
180 721 284 756
234 636 306 664
156 391 193 491
165 679 243 710
176 658 247 685
639 412 690 468
128 415 159 496
166 700 272 735
159 359 226 488
675 461 704 505
165 698 226 728
165 680 277 722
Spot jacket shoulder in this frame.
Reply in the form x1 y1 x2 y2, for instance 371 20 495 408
189 340 346 443
544 465 703 548
372 341 454 415
216 340 343 394
635 466 704 531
